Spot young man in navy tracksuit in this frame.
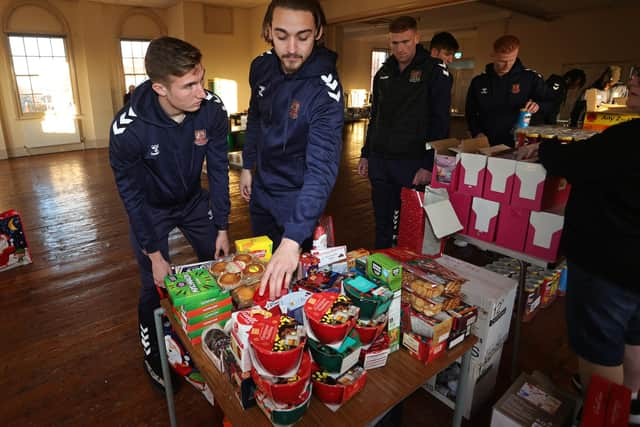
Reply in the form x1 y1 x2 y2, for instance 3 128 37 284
109 37 230 389
357 16 454 249
465 35 549 147
240 0 344 299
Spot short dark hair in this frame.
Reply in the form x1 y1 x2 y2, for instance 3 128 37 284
389 16 417 33
262 0 326 43
564 68 586 88
145 36 201 83
430 32 459 52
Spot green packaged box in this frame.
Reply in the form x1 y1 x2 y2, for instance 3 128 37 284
165 268 227 309
367 253 402 291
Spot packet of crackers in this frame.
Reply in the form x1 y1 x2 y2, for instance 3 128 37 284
402 258 467 295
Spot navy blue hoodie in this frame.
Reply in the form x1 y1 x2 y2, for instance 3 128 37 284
466 58 549 146
243 47 344 245
109 80 230 253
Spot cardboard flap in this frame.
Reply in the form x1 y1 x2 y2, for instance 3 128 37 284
424 200 463 239
428 138 460 155
460 153 487 186
460 136 490 153
530 211 564 248
486 157 516 192
478 144 512 156
471 198 500 232
515 162 546 200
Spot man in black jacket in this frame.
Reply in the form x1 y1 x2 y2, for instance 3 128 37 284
539 71 640 423
533 69 586 125
357 16 452 249
466 35 548 146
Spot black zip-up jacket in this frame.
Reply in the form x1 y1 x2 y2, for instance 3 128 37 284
466 59 549 146
539 119 640 292
362 44 451 170
109 80 230 253
533 74 567 125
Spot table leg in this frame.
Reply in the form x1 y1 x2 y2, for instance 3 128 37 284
452 347 472 427
154 307 178 427
511 260 528 381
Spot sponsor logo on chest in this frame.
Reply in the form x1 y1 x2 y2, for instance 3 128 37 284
480 87 488 95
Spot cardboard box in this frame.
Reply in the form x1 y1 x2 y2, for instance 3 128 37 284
511 162 546 211
235 235 273 261
430 138 461 191
401 331 446 364
437 255 517 365
457 153 487 197
367 253 402 291
483 157 516 204
495 204 530 252
450 192 473 234
387 288 402 352
491 372 576 427
424 347 503 419
446 302 478 335
402 306 453 346
467 197 500 242
524 211 564 262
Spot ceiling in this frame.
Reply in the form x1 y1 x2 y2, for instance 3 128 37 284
340 0 637 41
88 0 268 8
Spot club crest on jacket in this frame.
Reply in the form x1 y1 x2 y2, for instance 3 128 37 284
511 83 520 94
194 129 208 146
289 100 300 120
409 70 422 83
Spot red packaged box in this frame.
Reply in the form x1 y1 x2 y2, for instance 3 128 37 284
483 157 516 204
449 192 472 235
581 374 611 427
0 210 32 272
401 331 446 364
524 211 564 262
495 204 530 252
605 383 631 427
467 197 500 242
457 153 487 197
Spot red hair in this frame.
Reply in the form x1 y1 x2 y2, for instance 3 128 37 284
493 35 520 54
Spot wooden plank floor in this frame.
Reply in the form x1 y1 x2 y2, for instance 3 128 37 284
0 121 578 426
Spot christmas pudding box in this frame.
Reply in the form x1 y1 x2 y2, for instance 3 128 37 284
255 383 312 426
359 333 391 370
230 308 273 373
248 315 306 377
343 275 393 320
402 306 453 347
312 365 368 406
164 268 229 310
304 292 357 345
308 329 362 376
251 351 312 405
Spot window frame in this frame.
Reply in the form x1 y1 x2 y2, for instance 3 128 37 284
370 48 390 93
6 32 75 119
119 38 151 90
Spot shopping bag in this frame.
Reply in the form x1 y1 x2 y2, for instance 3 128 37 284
0 210 32 272
397 188 426 254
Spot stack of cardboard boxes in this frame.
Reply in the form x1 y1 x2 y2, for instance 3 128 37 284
431 137 566 261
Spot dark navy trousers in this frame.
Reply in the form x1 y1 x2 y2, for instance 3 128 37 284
130 189 218 360
368 155 424 249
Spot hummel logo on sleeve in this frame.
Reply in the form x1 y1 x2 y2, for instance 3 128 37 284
112 107 137 135
321 73 341 102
